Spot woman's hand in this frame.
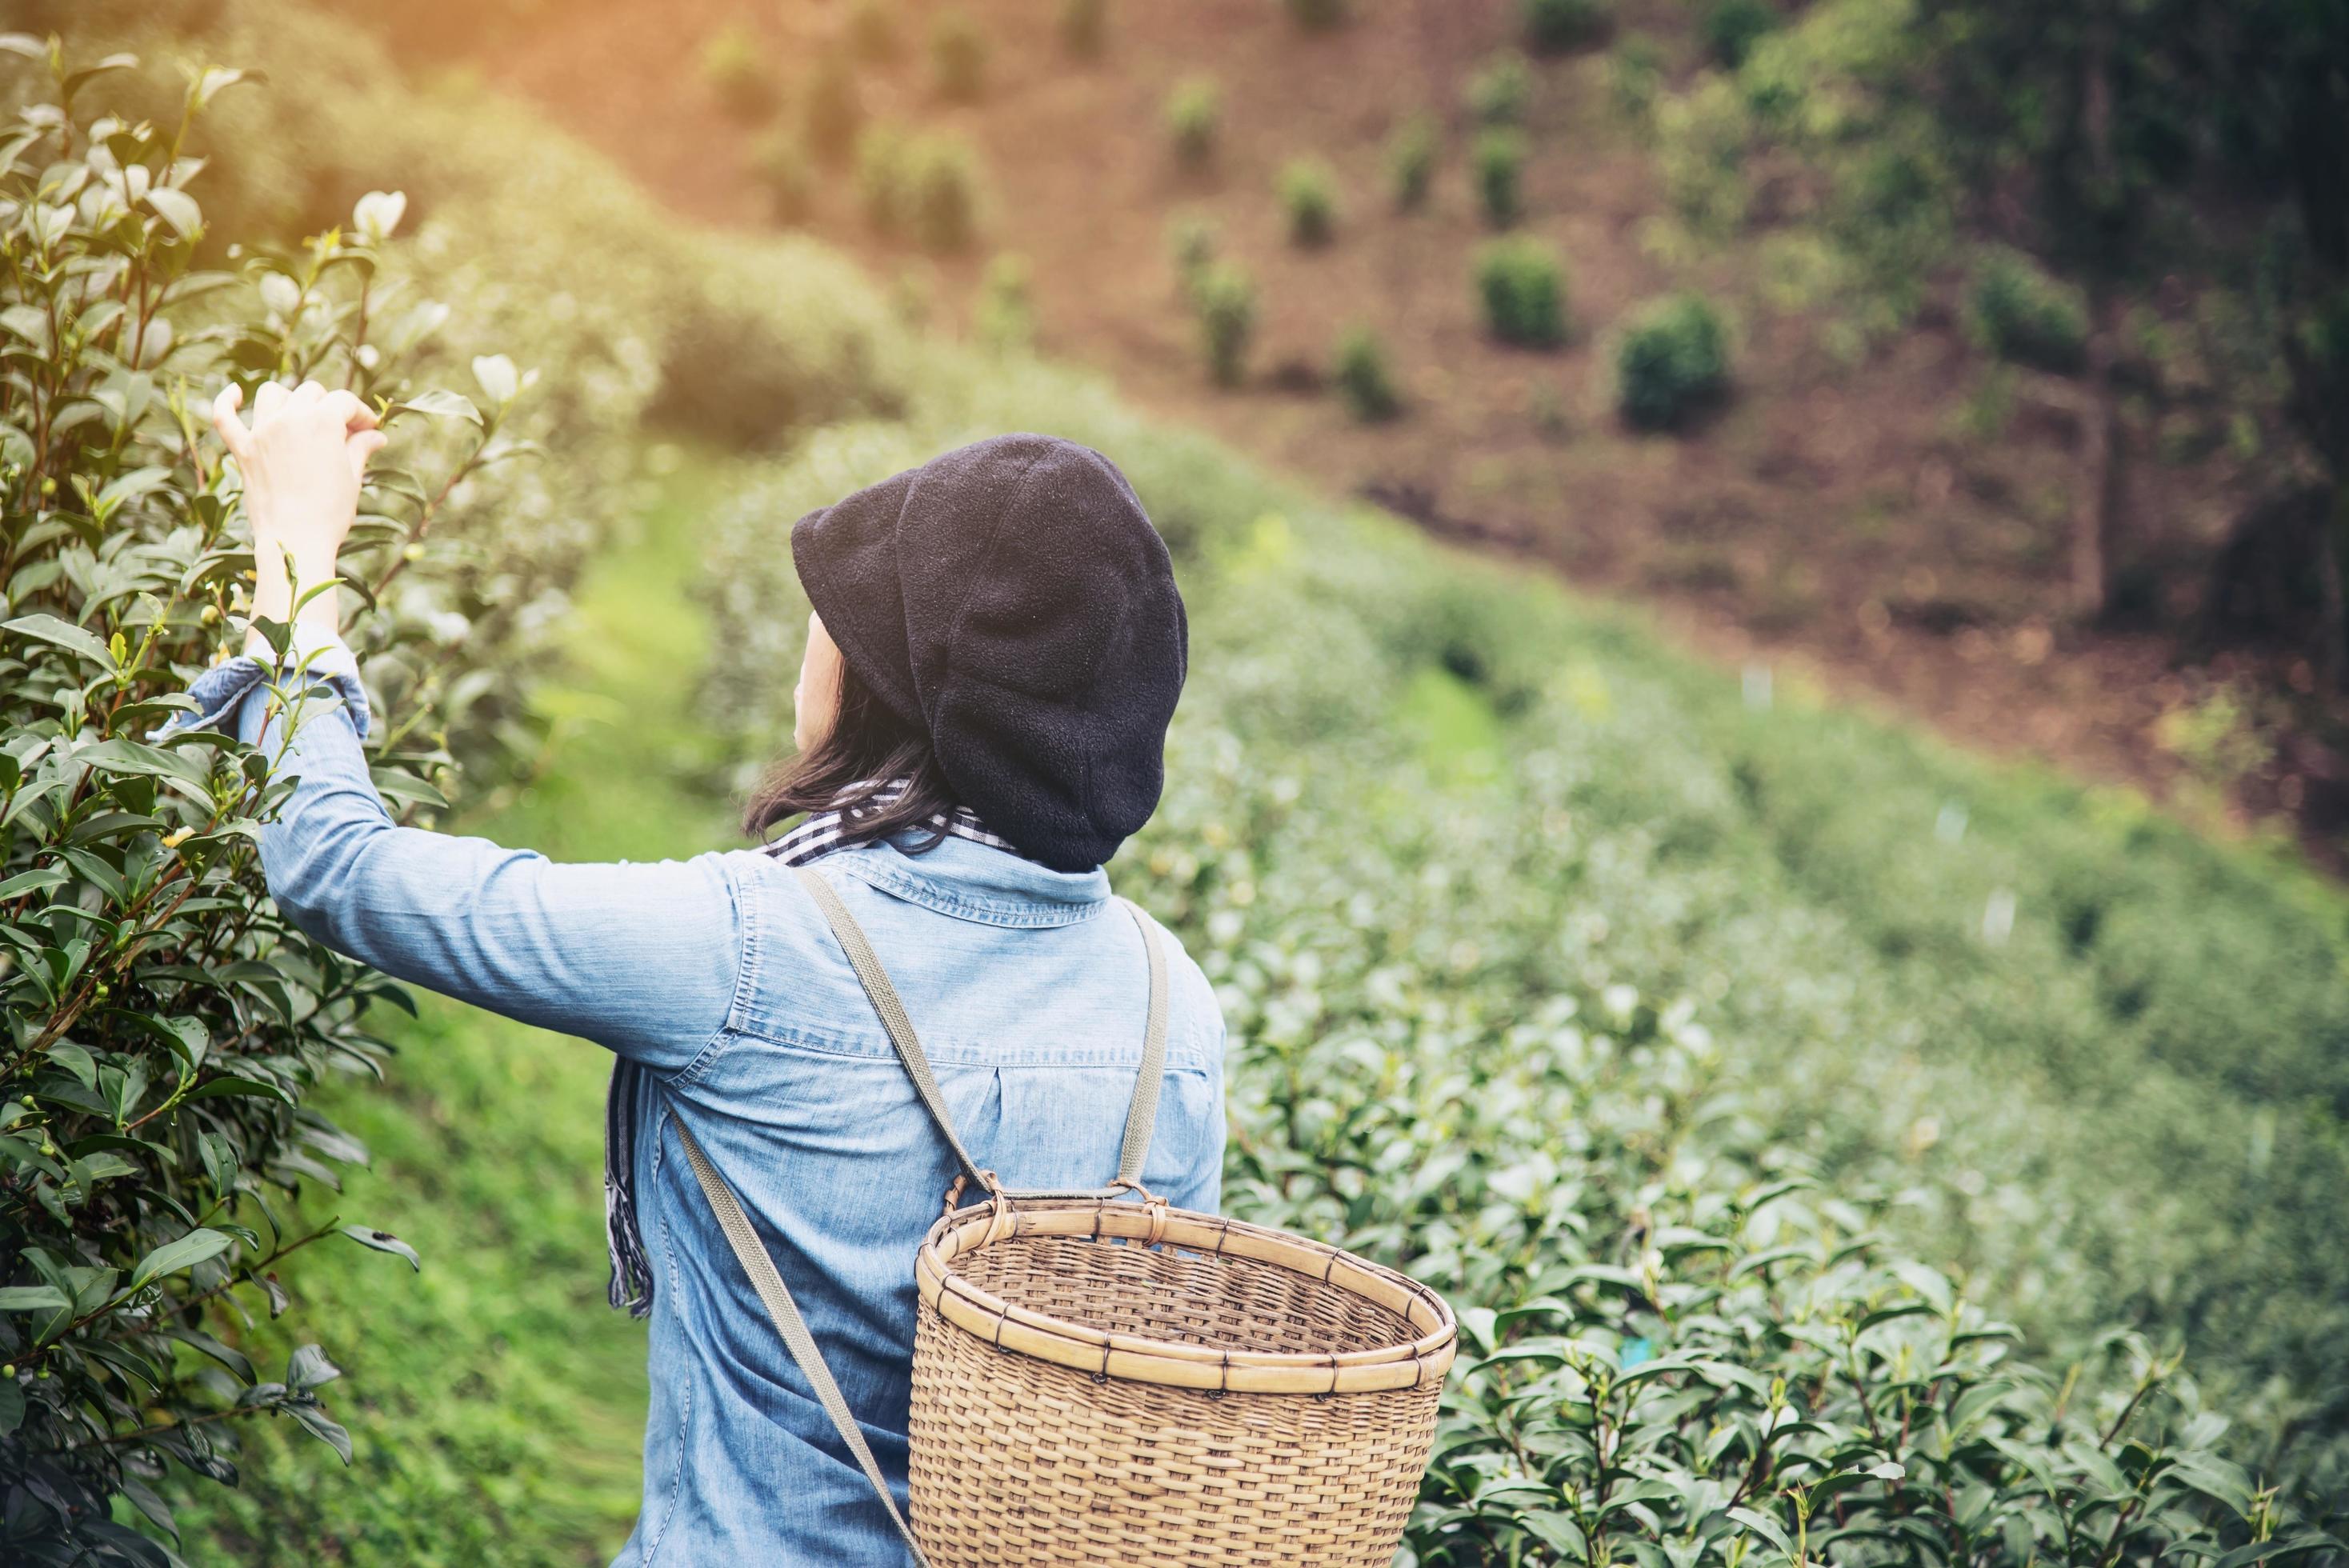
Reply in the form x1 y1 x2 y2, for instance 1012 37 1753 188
212 379 387 654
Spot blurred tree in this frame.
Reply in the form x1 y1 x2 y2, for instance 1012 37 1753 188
1915 0 2187 621
2210 0 2349 681
1918 0 2349 663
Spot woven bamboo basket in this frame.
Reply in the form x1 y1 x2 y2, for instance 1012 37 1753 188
906 1194 1458 1567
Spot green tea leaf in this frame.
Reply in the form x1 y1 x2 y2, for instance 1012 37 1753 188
6 613 113 667
0 1286 71 1312
129 1227 234 1291
1728 1505 1795 1558
186 1074 295 1106
340 1223 421 1271
393 388 483 426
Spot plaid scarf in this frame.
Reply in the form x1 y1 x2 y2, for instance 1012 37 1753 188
603 785 1020 1316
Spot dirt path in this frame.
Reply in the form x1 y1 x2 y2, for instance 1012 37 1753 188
442 0 2338 862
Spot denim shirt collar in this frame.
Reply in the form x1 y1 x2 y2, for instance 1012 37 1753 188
812 834 1111 927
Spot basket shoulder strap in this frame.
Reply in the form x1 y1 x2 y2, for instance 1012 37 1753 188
675 1120 932 1568
1112 897 1170 1190
794 866 993 1190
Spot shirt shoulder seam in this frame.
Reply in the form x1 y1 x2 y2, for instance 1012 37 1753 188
669 854 758 1086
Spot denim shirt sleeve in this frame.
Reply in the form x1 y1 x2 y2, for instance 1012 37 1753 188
166 633 739 1073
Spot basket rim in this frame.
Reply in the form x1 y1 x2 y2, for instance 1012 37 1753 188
914 1197 1459 1396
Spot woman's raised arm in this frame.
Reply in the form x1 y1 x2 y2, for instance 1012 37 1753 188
246 659 739 1070
206 382 740 1070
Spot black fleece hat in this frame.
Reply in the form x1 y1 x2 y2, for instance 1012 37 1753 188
790 434 1187 871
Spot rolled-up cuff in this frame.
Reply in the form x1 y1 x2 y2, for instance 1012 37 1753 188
151 630 372 744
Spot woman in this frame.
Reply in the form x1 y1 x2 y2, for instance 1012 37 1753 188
201 381 1225 1564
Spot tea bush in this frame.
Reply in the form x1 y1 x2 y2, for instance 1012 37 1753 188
638 234 910 450
1703 0 1780 68
905 137 983 255
930 10 987 104
1616 291 1732 429
1279 157 1340 249
1167 77 1221 172
801 48 865 164
846 0 898 65
1387 114 1439 213
1609 34 1667 131
701 25 778 124
1467 50 1535 127
1527 0 1614 54
0 46 559 1564
1192 262 1259 387
752 130 814 226
1195 842 2315 1567
856 124 910 230
1167 210 1219 292
1477 236 1571 347
698 361 2341 1568
1219 890 2320 1568
1334 325 1403 422
1968 246 2091 375
1474 128 1527 228
858 126 982 254
1655 74 1756 240
1060 0 1109 59
1648 2 1962 328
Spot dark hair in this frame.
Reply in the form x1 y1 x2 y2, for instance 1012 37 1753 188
742 656 961 851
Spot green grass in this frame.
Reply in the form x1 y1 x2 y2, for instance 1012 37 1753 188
167 469 737 1566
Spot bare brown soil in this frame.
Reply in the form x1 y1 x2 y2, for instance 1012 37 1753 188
435 0 2342 859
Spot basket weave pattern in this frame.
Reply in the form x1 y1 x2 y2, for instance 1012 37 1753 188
906 1202 1453 1567
960 1236 1419 1356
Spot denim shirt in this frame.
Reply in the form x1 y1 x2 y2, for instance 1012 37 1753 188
183 639 1227 1566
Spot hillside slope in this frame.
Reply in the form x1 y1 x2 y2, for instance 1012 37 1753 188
454 0 2345 861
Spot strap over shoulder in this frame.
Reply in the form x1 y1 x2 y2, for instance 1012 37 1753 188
1111 895 1170 1192
791 863 1171 1201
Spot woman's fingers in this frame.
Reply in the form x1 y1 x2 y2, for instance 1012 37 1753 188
345 428 389 483
318 388 378 434
211 384 257 465
245 379 374 439
231 374 382 488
